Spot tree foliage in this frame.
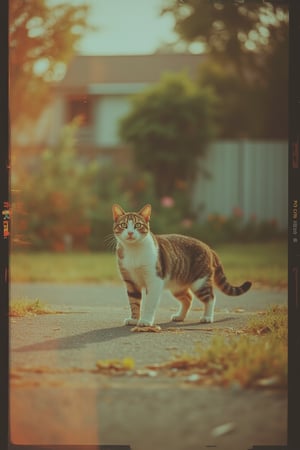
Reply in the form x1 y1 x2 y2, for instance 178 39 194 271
162 1 288 138
9 0 91 127
162 1 288 76
197 60 266 139
119 72 217 198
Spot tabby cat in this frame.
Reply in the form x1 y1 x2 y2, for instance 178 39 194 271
112 204 251 327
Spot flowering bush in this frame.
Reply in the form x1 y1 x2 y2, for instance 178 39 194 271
160 196 175 208
171 209 284 245
12 121 98 251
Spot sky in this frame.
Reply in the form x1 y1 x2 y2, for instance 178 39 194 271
66 0 180 55
39 0 200 80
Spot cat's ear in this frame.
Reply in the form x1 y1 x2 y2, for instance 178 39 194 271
112 204 125 221
139 204 151 223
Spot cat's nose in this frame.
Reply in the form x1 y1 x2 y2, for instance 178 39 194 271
128 231 134 237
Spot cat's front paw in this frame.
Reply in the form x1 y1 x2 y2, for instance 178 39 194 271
137 319 154 327
124 318 139 326
171 314 185 322
200 316 214 324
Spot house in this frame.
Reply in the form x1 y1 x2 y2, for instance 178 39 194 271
18 53 287 230
48 53 205 163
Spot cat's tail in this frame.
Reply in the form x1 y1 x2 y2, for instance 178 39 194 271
212 252 252 296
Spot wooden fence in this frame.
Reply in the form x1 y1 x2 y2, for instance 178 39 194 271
192 140 288 230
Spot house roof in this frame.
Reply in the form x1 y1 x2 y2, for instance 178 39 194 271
56 53 206 94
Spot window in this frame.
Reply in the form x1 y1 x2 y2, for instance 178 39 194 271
67 96 93 126
95 96 131 146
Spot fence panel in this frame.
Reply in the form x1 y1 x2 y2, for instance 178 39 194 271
192 140 288 229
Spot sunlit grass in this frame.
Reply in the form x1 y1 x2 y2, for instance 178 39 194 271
196 331 287 389
215 241 287 288
10 252 117 283
152 305 287 389
9 299 55 317
245 304 288 340
10 241 287 287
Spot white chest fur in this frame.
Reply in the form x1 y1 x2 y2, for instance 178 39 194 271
121 234 158 288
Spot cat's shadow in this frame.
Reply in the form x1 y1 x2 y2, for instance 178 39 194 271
13 317 238 353
160 315 238 329
12 325 134 353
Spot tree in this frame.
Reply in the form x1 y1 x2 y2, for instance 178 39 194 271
119 72 217 200
162 1 288 138
162 1 287 77
197 60 266 138
9 0 91 128
257 20 288 138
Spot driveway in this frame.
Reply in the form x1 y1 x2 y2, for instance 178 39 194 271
10 283 287 450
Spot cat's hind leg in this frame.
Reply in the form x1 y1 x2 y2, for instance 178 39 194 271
200 296 216 323
171 289 193 322
192 278 216 323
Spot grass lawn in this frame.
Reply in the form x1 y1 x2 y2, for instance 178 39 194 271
10 240 287 288
214 241 287 289
154 305 287 389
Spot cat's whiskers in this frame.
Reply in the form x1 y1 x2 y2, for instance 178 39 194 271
104 233 117 251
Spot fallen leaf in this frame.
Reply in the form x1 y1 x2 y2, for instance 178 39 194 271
136 369 158 377
211 422 236 437
146 363 162 370
185 374 203 382
96 357 135 371
131 325 162 332
257 326 271 335
255 376 280 387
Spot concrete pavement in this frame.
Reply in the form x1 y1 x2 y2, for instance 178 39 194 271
10 283 287 449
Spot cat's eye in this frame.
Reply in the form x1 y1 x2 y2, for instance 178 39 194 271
135 223 142 229
120 222 127 229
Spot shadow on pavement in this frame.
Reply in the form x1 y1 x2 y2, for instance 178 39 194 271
12 325 135 353
12 316 240 353
159 315 239 329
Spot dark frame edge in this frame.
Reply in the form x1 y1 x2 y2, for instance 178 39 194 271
288 1 300 449
0 0 10 448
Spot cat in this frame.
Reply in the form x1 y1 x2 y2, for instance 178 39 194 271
112 203 252 327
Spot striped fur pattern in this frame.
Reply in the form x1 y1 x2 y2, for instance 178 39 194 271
112 204 252 326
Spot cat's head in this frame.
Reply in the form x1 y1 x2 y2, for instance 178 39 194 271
112 204 151 245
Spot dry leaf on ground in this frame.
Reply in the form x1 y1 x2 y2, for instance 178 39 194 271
131 325 162 332
211 422 236 437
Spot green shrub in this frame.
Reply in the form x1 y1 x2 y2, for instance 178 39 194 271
12 120 98 251
119 72 218 199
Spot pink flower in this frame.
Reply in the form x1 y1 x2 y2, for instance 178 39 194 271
269 218 278 227
181 219 193 229
160 196 175 208
232 207 243 218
